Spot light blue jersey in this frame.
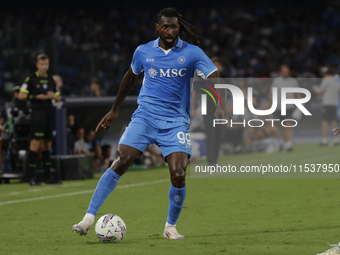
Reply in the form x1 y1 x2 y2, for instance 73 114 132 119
131 37 217 123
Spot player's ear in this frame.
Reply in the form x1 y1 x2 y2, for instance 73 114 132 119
154 24 160 37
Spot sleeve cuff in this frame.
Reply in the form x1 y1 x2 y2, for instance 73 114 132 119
131 65 143 75
20 88 29 94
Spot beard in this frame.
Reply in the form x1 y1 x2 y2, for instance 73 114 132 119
160 35 177 48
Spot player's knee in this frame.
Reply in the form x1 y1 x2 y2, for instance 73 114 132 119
171 168 186 188
117 155 130 167
109 152 130 175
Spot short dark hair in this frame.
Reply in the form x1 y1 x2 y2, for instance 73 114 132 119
36 53 49 62
157 7 179 23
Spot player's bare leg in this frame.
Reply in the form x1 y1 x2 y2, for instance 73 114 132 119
331 120 339 145
282 124 294 152
72 144 141 236
163 152 187 239
321 120 329 146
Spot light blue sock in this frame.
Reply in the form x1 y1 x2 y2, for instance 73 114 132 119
167 183 186 225
86 169 121 216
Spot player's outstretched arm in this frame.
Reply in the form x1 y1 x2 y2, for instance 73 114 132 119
207 71 231 121
95 67 138 132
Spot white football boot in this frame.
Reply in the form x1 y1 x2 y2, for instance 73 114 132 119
163 223 185 239
72 218 93 236
317 242 340 255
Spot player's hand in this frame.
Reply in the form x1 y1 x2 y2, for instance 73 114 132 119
214 105 231 121
332 127 340 136
47 91 54 98
95 110 118 132
214 105 232 127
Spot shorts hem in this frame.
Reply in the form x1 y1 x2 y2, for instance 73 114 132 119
162 148 191 160
118 141 145 153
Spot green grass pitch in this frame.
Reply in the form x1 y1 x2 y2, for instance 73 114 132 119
1 143 340 255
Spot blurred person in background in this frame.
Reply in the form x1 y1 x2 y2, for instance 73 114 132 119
74 127 88 155
313 66 340 146
270 65 299 152
0 86 29 176
18 53 61 185
221 102 249 154
101 144 113 170
66 113 76 155
191 56 225 165
93 144 104 173
74 127 98 156
84 129 98 155
90 77 103 97
53 75 73 96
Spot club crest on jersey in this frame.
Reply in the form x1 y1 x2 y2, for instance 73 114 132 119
147 67 158 78
177 56 186 64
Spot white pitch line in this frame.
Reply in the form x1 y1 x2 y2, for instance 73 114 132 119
0 179 169 206
2 183 84 197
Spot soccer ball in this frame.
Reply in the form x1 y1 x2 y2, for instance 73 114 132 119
95 214 126 243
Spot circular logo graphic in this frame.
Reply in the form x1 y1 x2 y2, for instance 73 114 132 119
147 67 158 78
174 195 182 202
177 56 186 64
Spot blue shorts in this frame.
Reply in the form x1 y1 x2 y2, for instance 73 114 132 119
118 115 191 159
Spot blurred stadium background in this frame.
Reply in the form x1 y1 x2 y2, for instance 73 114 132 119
1 0 339 98
0 0 340 177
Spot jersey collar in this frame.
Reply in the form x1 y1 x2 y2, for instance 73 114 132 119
153 37 183 48
35 71 48 78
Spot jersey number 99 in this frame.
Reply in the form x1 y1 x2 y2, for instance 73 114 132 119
177 132 190 145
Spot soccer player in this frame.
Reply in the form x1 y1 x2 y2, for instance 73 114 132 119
18 53 61 186
72 7 228 239
270 65 299 152
313 66 340 146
